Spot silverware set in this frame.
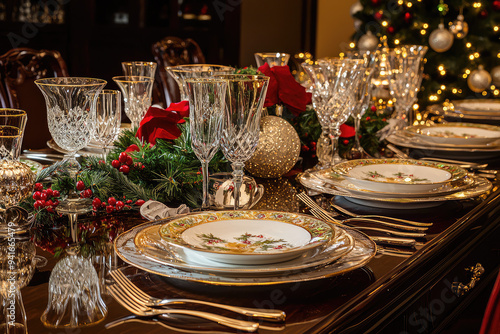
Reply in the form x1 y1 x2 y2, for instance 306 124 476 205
107 269 286 332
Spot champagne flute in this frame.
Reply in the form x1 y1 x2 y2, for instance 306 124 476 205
93 90 122 161
185 78 227 209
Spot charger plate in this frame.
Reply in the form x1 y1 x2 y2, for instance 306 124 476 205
134 223 353 276
331 159 467 194
298 172 491 209
158 211 334 265
114 219 375 286
310 168 475 198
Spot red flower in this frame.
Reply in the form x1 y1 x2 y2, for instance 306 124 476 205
339 124 356 138
125 144 140 153
258 63 312 116
136 101 190 145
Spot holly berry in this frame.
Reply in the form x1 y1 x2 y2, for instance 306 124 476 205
45 188 53 198
343 139 350 145
106 205 115 214
76 180 85 191
116 201 125 211
119 165 130 174
374 11 383 20
40 192 48 201
46 200 54 207
125 156 133 166
52 190 60 198
35 183 43 191
33 191 41 200
387 26 395 34
111 160 120 168
92 198 102 207
83 189 93 198
98 160 106 165
34 200 44 210
366 116 371 121
301 145 310 152
108 197 117 206
404 12 412 23
126 200 133 204
119 152 128 163
371 105 377 112
135 199 145 207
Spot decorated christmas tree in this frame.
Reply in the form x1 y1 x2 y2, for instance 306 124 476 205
351 0 500 107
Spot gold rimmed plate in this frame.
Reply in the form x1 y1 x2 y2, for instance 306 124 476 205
158 210 334 265
405 123 500 146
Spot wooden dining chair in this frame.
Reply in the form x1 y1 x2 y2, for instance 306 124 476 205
0 48 69 150
151 36 206 106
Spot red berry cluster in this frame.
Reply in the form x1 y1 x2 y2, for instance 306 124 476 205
33 183 60 213
76 180 93 198
111 152 144 175
92 196 146 213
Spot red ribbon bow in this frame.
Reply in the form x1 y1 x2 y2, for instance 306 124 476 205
136 101 189 145
258 63 312 116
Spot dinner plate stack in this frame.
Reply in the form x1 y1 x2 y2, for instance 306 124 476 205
114 210 377 286
298 158 492 209
386 122 500 160
446 99 500 124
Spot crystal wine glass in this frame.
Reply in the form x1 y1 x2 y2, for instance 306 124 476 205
113 76 154 130
121 61 157 78
217 74 269 210
166 65 234 101
93 90 122 161
185 78 227 209
0 109 27 161
35 77 106 178
254 52 290 67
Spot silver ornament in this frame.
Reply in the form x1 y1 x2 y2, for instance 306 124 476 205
429 23 454 52
354 18 363 31
350 1 363 17
358 31 379 52
467 65 492 93
491 66 500 87
449 14 469 39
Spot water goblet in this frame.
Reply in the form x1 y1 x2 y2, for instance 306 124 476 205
113 76 154 130
217 74 269 210
0 109 27 160
254 52 290 68
35 77 106 178
121 61 157 78
166 65 234 102
185 78 227 209
93 90 122 161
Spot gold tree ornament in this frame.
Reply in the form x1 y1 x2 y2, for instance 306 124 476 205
245 116 300 179
467 65 492 93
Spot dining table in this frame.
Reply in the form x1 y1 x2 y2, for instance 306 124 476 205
17 156 500 334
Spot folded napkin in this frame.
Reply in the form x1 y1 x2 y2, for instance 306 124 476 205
258 63 312 116
139 200 190 221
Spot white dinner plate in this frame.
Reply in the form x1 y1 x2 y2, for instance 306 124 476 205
158 210 334 265
134 223 353 276
453 99 500 114
331 159 467 194
405 123 500 146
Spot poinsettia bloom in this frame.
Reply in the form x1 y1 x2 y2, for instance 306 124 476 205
135 101 189 145
258 63 312 116
339 124 356 138
124 144 140 153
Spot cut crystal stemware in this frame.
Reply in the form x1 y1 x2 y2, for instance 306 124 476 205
217 74 269 210
121 61 157 78
113 76 154 130
254 52 290 68
0 109 27 160
185 78 227 209
93 90 122 161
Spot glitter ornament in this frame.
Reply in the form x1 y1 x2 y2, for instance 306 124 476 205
245 116 300 178
467 66 492 93
358 31 379 52
449 14 468 39
429 23 454 52
250 178 299 212
491 66 500 87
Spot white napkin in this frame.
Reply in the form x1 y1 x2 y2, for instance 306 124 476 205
139 200 190 221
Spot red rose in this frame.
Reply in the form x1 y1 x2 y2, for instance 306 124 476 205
135 101 189 145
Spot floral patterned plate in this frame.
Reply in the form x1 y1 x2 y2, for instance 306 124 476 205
405 123 500 146
331 159 468 194
158 210 334 265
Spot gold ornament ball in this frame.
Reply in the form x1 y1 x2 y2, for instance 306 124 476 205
449 15 468 39
491 66 500 87
245 115 300 179
429 23 454 52
358 31 379 52
250 178 299 212
467 65 492 93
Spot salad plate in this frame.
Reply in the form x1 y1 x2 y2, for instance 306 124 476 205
134 223 353 276
331 159 467 194
115 220 376 286
309 169 475 198
405 123 500 146
158 210 334 265
298 171 492 209
452 99 500 114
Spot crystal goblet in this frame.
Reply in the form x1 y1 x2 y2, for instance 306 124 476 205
121 61 157 78
166 65 234 102
185 78 227 209
0 109 27 160
254 52 290 67
113 76 154 130
217 74 269 210
35 77 106 178
93 90 122 161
